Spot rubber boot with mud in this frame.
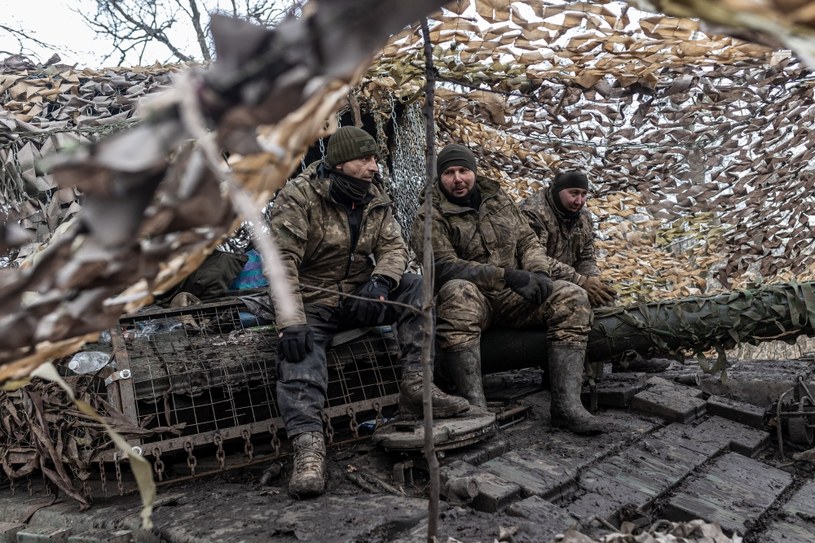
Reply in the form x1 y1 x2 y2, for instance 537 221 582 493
288 431 327 499
399 371 470 419
444 346 487 408
548 343 605 435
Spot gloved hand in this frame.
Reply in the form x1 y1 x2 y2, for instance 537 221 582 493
580 276 617 307
504 269 553 305
347 275 392 324
278 325 314 363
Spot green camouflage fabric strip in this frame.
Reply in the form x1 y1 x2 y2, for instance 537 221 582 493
588 282 815 371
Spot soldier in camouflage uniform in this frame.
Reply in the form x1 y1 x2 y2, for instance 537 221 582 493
521 173 668 373
412 144 605 435
270 127 468 499
519 171 616 307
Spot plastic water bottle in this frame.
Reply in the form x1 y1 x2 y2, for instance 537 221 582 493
68 351 113 374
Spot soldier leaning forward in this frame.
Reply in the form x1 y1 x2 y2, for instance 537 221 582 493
269 126 468 499
519 171 616 307
411 143 608 436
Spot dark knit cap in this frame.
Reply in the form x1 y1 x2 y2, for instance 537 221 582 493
552 171 589 193
437 144 477 178
326 126 378 167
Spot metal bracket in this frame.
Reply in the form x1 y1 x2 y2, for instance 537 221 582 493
104 369 132 387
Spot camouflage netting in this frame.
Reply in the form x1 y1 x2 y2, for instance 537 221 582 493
2 1 815 305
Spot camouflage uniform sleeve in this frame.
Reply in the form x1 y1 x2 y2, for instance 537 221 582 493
413 206 505 289
268 183 309 329
574 223 601 278
514 205 557 276
372 206 408 286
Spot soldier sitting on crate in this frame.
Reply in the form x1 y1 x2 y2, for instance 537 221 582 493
412 143 609 436
269 126 469 498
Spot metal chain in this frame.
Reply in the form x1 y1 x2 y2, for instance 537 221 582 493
99 460 107 497
321 411 335 446
184 441 197 477
114 456 124 496
347 406 359 439
152 447 165 482
214 434 226 470
373 401 384 429
78 467 90 499
242 429 254 461
318 137 326 160
269 422 282 458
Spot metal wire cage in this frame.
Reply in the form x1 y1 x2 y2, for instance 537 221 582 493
107 299 402 461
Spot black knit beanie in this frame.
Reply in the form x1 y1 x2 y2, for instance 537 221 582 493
326 126 378 167
437 144 477 178
552 171 589 193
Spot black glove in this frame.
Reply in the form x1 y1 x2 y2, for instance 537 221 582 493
278 324 314 363
504 269 553 305
347 275 392 324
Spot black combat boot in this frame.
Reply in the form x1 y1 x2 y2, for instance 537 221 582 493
288 431 327 498
399 371 470 419
548 343 606 435
444 345 487 408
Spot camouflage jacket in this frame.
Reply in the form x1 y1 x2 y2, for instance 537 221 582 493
412 175 555 291
270 161 408 328
519 185 600 283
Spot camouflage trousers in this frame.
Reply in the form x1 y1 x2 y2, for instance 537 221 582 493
435 278 592 352
276 273 427 437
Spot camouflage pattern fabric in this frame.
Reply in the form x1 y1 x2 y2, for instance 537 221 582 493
276 273 427 437
411 176 561 291
270 161 408 329
435 278 592 350
412 175 592 349
520 185 600 283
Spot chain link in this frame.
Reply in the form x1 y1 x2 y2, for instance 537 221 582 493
241 429 254 461
152 447 165 482
373 401 384 429
184 441 197 477
214 434 226 470
347 406 359 438
318 137 326 160
114 455 124 496
321 411 335 446
269 422 282 458
99 460 107 497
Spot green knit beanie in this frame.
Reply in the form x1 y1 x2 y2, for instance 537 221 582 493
437 144 477 178
326 126 378 167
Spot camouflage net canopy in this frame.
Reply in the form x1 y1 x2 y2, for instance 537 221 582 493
2 1 815 304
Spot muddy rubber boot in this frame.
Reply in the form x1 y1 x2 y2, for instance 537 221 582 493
548 344 606 435
444 347 487 408
399 371 470 419
288 431 327 499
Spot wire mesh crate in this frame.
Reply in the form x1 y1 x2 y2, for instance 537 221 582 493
107 299 402 461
